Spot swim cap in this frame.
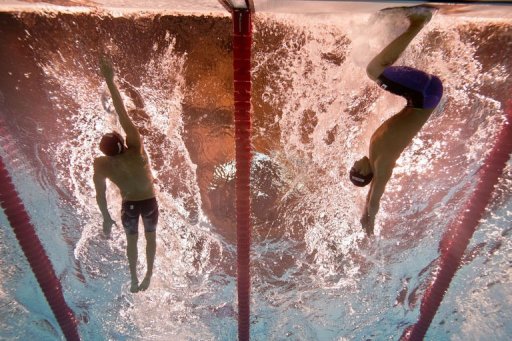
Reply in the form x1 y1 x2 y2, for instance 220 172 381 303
99 132 125 156
349 167 373 187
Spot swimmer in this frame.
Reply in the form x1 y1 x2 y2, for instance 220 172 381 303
93 57 158 293
349 5 443 236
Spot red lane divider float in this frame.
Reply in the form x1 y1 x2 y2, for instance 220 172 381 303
0 143 80 340
401 98 512 340
233 8 253 341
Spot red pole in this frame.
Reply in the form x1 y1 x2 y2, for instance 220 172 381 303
0 152 80 341
401 99 512 340
233 8 252 341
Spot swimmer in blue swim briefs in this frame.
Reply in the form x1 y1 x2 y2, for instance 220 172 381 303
349 6 443 236
93 57 158 293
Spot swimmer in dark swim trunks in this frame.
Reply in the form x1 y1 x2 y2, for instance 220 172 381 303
122 198 159 235
349 5 443 236
93 57 158 293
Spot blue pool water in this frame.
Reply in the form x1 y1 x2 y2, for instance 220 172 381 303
0 1 511 340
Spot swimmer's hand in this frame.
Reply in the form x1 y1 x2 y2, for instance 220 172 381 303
360 213 375 236
99 56 114 81
102 217 116 238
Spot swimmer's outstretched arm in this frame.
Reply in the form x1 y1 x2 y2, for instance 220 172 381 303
93 159 115 237
99 57 142 150
361 163 392 235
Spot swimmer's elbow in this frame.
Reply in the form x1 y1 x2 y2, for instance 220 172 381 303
95 191 107 207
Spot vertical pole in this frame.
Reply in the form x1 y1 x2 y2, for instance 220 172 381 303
233 8 252 341
401 98 512 340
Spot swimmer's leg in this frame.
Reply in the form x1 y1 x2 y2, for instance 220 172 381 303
138 231 156 291
126 232 139 293
366 7 434 81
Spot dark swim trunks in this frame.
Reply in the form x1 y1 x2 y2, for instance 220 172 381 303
121 197 158 235
376 66 443 109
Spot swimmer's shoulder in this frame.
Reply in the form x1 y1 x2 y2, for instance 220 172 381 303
93 156 111 174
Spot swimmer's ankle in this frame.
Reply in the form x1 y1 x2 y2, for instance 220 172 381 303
138 274 152 291
130 279 140 293
145 271 152 279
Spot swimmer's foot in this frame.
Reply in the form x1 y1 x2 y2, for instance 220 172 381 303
364 225 374 237
138 273 152 291
378 5 438 27
407 5 437 27
130 279 140 293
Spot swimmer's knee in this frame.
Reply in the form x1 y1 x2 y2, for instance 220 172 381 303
366 53 397 81
366 61 385 82
126 232 139 243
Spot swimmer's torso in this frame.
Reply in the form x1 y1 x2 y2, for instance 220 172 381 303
99 147 155 201
369 106 433 167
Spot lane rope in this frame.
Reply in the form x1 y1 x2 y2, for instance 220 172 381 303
233 8 253 341
0 123 80 341
401 97 512 340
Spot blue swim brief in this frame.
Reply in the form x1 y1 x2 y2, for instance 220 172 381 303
376 66 443 109
121 197 158 235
